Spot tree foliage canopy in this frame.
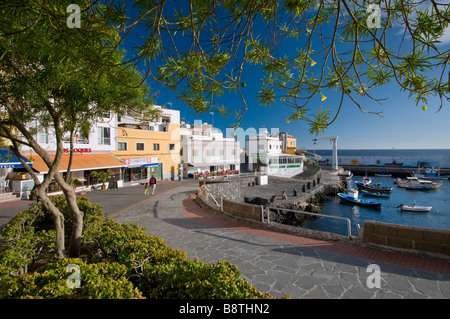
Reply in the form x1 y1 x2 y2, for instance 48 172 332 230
125 0 450 133
3 0 449 134
0 0 159 258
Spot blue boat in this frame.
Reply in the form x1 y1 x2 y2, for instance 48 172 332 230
355 180 393 194
359 189 391 198
337 193 381 210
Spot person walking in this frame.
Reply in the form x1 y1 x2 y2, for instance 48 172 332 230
149 175 157 195
144 182 149 195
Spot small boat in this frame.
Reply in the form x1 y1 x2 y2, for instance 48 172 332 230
337 192 381 210
413 167 449 180
398 203 432 212
396 176 442 189
339 170 353 181
405 185 432 191
384 147 403 166
384 161 403 167
355 180 393 194
374 173 392 177
359 189 390 198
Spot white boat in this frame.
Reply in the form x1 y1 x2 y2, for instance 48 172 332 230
396 176 442 189
398 203 432 212
413 167 449 180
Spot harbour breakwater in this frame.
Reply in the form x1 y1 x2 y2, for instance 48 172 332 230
339 164 450 178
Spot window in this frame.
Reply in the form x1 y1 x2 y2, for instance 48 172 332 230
153 143 160 151
169 144 175 151
98 127 110 145
118 142 127 151
37 127 48 144
136 142 145 151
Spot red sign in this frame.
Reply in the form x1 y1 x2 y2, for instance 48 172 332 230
64 148 92 154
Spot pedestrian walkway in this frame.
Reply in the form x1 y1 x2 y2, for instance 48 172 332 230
1 180 449 298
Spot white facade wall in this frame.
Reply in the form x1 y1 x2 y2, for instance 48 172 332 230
22 113 118 154
180 122 240 176
246 128 304 177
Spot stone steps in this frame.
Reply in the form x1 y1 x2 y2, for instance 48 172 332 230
0 192 19 202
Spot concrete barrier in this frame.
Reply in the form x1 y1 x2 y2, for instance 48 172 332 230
359 220 450 257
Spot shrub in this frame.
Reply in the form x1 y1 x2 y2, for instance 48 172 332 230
133 258 274 299
0 203 56 279
0 258 143 299
0 196 279 299
0 196 105 278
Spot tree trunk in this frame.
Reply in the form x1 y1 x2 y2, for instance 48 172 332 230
54 174 84 258
67 189 84 258
35 188 65 259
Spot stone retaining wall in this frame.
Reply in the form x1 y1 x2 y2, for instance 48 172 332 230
222 199 263 222
199 176 260 203
359 220 450 257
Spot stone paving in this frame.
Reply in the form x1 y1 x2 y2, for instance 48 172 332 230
99 181 450 299
1 180 449 299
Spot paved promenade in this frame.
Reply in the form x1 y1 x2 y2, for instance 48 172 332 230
1 180 450 298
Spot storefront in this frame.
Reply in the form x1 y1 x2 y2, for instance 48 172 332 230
0 147 34 194
30 153 126 194
122 157 162 182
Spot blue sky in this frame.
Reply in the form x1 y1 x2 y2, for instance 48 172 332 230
126 1 450 151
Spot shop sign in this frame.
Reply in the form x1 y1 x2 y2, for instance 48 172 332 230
63 148 92 154
123 157 158 167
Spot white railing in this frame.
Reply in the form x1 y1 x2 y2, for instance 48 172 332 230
264 207 353 238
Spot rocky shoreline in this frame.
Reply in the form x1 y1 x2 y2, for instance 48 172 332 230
241 175 345 227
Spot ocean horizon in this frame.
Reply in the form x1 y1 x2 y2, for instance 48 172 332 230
305 149 450 168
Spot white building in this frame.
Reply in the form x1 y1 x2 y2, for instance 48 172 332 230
246 129 304 178
18 112 126 195
180 121 240 178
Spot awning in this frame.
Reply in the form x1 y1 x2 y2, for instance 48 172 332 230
31 153 125 174
143 163 160 167
0 147 33 169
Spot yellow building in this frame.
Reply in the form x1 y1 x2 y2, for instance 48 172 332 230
112 108 181 182
280 132 297 155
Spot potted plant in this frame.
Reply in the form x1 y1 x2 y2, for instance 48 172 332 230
91 169 114 190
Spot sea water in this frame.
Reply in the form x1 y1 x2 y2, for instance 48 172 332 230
303 175 450 236
308 149 450 168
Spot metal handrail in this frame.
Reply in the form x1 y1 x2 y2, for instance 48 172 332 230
264 207 353 238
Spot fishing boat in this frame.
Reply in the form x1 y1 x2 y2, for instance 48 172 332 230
355 179 393 194
398 203 432 212
384 147 403 166
359 189 390 198
413 167 449 180
396 176 442 189
337 192 381 210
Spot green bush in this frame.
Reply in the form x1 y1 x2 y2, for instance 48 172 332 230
0 195 278 299
0 203 56 279
0 258 143 299
135 258 274 299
